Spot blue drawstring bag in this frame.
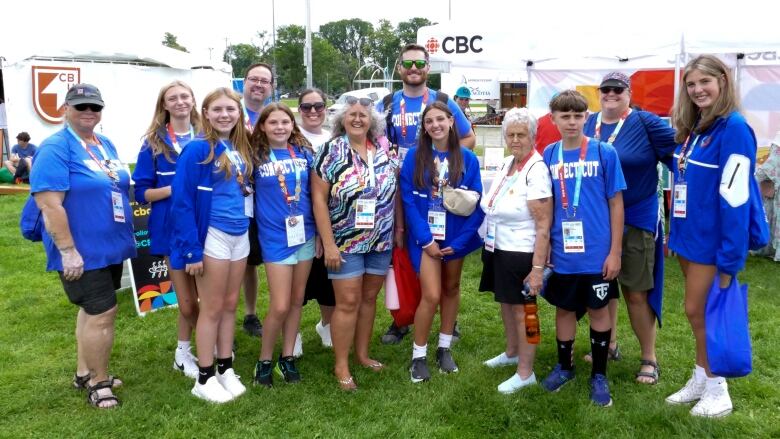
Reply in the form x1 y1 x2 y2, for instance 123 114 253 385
705 276 752 377
19 195 43 242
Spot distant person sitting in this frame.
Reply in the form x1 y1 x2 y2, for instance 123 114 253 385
4 132 37 183
454 86 472 118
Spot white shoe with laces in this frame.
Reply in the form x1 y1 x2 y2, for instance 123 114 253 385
191 376 232 403
666 374 706 405
315 321 333 348
690 379 733 418
173 347 199 379
293 332 303 358
216 368 246 398
498 372 537 394
484 352 519 368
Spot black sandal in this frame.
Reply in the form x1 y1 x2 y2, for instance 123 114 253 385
86 380 121 409
73 373 122 390
635 359 660 385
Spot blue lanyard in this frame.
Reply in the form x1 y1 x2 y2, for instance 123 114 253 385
556 138 588 218
268 144 302 206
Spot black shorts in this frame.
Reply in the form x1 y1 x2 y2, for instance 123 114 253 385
59 263 123 315
543 272 618 313
247 220 263 266
479 248 533 305
304 255 335 306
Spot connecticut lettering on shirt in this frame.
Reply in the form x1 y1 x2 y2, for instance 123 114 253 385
547 160 601 179
257 158 309 178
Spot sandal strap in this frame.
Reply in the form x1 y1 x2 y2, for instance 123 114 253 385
639 359 659 369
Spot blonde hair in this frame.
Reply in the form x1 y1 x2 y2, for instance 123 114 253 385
200 87 254 180
143 80 202 163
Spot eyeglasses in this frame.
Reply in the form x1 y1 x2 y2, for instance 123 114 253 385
400 59 428 69
246 77 272 85
599 87 626 95
73 103 104 112
299 102 326 112
345 97 373 107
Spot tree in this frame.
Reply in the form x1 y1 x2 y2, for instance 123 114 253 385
396 17 434 45
319 18 374 67
274 25 307 92
223 43 263 78
369 19 401 71
312 37 354 96
162 32 188 52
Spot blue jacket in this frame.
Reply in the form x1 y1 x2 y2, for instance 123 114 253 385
169 138 227 270
401 146 484 272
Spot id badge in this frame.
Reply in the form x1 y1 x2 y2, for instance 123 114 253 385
673 183 687 218
244 195 254 218
398 146 409 166
561 220 584 253
428 209 447 241
484 221 496 252
355 198 377 229
111 190 125 223
285 215 306 247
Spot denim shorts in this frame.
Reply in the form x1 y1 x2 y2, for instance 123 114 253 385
268 238 316 265
327 249 392 280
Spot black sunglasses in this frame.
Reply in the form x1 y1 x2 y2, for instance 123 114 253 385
299 102 326 112
599 87 626 95
400 59 428 69
73 103 104 112
345 96 373 107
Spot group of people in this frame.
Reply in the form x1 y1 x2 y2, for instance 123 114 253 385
28 45 759 419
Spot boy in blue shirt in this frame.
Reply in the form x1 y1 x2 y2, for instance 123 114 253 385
541 90 626 407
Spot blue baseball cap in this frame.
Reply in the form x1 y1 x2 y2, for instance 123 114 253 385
455 86 472 99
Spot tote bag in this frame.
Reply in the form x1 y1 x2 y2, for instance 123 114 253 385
705 276 752 377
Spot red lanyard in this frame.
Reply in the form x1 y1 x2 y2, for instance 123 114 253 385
166 123 193 152
271 144 300 204
558 136 589 211
400 88 429 139
487 151 534 209
352 140 375 189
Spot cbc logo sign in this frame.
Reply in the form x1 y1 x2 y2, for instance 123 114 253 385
426 36 483 55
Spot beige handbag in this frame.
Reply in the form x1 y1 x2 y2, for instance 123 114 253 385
442 186 480 216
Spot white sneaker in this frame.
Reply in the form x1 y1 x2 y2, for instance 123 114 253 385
690 380 733 418
293 332 303 358
484 352 519 368
216 368 246 398
191 376 232 403
498 372 537 394
173 347 199 379
315 321 333 348
666 374 706 405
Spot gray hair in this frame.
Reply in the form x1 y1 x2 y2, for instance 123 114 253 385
329 102 387 141
501 107 537 142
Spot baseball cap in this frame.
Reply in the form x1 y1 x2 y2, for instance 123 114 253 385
599 72 631 89
455 86 472 99
65 84 105 107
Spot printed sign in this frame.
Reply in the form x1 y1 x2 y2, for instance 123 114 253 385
31 66 80 124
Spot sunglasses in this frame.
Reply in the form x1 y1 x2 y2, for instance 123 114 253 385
299 102 326 112
400 59 428 69
345 97 373 107
73 103 104 112
599 87 626 95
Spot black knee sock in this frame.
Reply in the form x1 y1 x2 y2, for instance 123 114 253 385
198 363 215 385
557 339 575 371
216 357 233 375
590 327 611 377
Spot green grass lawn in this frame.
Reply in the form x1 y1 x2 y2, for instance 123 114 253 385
1 193 778 437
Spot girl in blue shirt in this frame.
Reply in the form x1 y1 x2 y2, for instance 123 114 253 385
400 101 484 382
249 103 316 387
170 88 254 403
132 81 201 380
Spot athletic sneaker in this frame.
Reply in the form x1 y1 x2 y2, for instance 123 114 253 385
243 314 263 337
690 380 732 418
497 372 537 394
191 376 232 403
216 368 246 398
484 352 519 368
293 332 303 358
381 323 410 345
410 357 431 383
315 320 333 348
254 360 273 388
541 364 575 392
666 374 706 405
589 374 613 407
173 347 199 379
275 356 301 383
436 347 459 373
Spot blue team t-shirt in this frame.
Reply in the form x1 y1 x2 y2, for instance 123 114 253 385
12 143 37 159
208 140 250 235
543 138 627 275
253 145 315 263
30 129 136 271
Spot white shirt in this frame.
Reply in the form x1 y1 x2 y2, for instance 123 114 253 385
480 153 552 252
300 127 331 153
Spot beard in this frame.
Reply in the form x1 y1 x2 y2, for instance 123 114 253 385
401 70 428 86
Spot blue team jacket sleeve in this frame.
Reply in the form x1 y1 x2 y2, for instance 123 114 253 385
448 98 472 139
640 111 677 160
716 115 755 275
447 151 485 252
170 144 204 265
132 142 155 204
400 150 434 246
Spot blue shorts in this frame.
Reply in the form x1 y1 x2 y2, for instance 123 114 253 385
267 238 316 265
327 250 392 280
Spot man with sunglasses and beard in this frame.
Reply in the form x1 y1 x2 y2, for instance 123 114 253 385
581 72 676 386
377 44 475 345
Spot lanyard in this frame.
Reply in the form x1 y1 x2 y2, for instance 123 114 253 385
241 99 255 132
268 144 302 206
433 153 448 197
399 88 430 140
166 123 194 153
677 132 701 177
66 125 118 182
219 139 247 185
352 139 376 189
594 108 632 144
556 137 589 217
487 151 534 209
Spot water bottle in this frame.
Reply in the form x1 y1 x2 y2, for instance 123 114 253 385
522 267 553 345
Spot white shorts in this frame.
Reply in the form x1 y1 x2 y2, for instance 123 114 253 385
203 227 250 261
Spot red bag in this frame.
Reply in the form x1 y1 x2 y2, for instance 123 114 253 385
389 246 421 327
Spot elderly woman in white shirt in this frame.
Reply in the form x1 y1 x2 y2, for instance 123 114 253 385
479 107 553 394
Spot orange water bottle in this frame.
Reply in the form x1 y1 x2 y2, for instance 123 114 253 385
524 296 540 344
